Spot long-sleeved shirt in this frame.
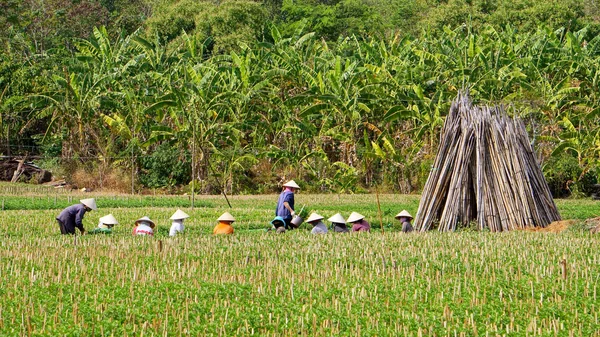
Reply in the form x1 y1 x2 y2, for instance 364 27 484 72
275 191 294 219
401 221 414 233
333 223 349 233
169 220 184 237
311 222 328 234
213 222 234 235
56 204 87 232
351 220 371 232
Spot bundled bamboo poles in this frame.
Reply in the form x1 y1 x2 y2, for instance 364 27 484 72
414 93 561 232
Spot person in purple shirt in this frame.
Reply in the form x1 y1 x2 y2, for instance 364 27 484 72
275 180 300 229
347 212 370 232
56 198 97 235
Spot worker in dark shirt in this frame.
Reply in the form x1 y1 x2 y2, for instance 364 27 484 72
55 198 97 235
395 210 414 233
275 180 300 229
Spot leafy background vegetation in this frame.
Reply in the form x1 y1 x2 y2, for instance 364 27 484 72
1 0 599 195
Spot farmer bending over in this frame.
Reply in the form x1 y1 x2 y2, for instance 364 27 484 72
56 198 97 235
169 209 190 237
88 214 118 234
307 213 328 234
348 212 370 232
328 213 349 233
395 210 414 233
213 212 235 235
275 180 300 229
133 216 155 236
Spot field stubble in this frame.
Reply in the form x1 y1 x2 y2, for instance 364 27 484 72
0 190 598 336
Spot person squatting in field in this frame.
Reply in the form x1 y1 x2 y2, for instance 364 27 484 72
169 209 189 237
275 180 300 229
328 213 349 233
88 214 118 234
348 212 371 232
213 212 235 235
395 210 414 233
133 216 155 236
55 198 97 235
306 213 328 234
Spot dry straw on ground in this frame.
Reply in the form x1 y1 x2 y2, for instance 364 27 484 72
415 93 561 232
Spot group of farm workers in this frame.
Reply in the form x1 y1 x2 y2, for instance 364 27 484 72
272 180 414 234
54 180 414 236
55 198 235 236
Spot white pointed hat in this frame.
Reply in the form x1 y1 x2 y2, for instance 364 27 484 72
346 212 365 223
135 216 155 228
99 214 118 225
283 180 300 189
306 213 324 223
170 209 190 220
328 213 346 224
80 198 97 210
217 212 235 222
395 210 413 219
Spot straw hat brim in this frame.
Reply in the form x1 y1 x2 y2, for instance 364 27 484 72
395 210 413 219
282 180 300 189
306 213 324 223
346 212 365 223
327 213 346 224
170 209 190 220
217 212 236 222
135 216 156 228
80 198 97 210
99 214 118 225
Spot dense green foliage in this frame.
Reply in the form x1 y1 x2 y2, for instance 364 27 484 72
1 0 599 194
0 188 599 335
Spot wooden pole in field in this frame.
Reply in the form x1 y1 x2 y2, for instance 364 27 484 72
191 125 196 210
376 186 384 234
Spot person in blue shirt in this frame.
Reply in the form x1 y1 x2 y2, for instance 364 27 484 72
55 198 97 235
275 180 300 229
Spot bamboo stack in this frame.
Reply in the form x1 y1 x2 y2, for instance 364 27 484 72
414 93 561 232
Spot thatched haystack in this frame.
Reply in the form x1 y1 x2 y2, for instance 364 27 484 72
414 93 561 232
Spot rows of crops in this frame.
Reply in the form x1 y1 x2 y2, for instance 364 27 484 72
0 189 599 335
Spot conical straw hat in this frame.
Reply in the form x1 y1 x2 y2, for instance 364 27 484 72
306 213 324 223
99 214 118 225
135 216 155 228
282 180 300 189
217 212 235 222
395 210 413 219
328 213 346 224
80 198 97 210
346 212 365 223
170 209 190 220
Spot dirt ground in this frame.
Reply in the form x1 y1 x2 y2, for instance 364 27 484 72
525 220 577 233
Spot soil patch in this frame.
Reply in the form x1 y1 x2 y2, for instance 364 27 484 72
525 220 576 233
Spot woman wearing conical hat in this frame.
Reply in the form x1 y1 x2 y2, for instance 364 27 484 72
55 198 97 235
132 216 155 236
213 212 235 235
395 210 414 233
347 212 370 232
88 214 118 235
275 180 300 230
169 209 190 237
306 213 328 234
328 213 349 233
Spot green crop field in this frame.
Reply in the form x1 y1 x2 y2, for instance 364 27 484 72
0 186 599 336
